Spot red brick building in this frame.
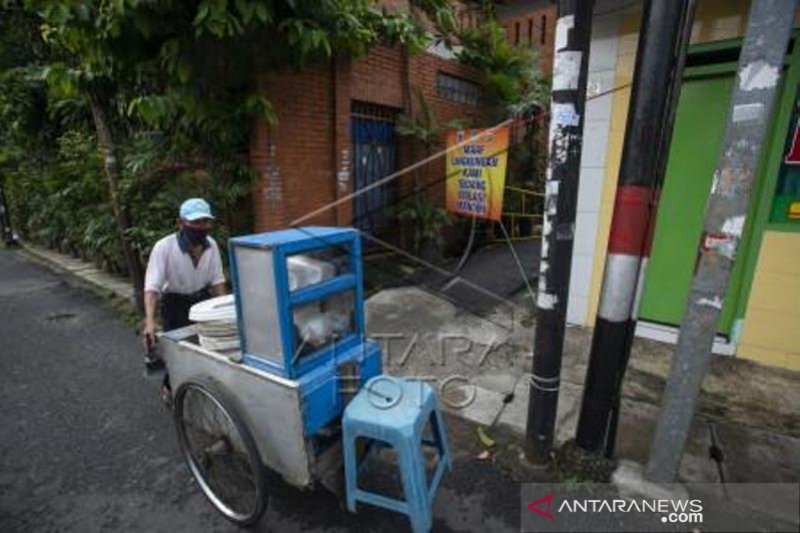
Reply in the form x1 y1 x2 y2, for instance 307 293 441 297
250 39 486 234
249 1 556 235
497 1 557 75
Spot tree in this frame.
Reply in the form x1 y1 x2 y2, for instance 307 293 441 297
457 17 550 121
457 16 550 195
396 88 466 192
2 0 457 313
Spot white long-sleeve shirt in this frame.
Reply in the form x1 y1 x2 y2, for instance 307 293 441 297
144 233 225 295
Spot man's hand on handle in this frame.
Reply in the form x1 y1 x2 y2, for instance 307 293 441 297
143 290 160 352
143 318 158 351
142 316 166 377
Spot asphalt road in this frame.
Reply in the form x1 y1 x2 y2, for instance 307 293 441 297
0 249 520 532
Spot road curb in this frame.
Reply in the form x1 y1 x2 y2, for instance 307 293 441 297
17 242 138 316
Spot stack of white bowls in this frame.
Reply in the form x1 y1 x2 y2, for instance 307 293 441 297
189 294 240 351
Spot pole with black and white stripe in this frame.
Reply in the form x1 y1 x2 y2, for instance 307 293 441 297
575 0 696 454
525 0 594 463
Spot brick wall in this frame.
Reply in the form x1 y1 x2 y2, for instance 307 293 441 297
350 45 405 109
250 44 489 232
251 66 337 231
401 51 487 206
499 4 557 75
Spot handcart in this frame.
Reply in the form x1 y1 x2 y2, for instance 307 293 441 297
156 227 383 526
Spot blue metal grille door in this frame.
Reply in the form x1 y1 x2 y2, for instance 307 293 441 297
352 116 397 235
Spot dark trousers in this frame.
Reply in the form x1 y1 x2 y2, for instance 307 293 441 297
160 289 212 331
160 289 212 390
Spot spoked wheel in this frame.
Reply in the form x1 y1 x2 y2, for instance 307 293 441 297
174 379 268 527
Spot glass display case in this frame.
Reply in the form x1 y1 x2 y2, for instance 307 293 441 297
229 226 367 379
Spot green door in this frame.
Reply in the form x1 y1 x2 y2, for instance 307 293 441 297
639 70 760 335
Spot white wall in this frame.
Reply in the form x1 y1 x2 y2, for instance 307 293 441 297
566 4 623 325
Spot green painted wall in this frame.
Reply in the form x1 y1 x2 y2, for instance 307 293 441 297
639 33 800 336
638 69 751 334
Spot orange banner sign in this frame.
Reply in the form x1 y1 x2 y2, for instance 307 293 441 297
445 127 509 221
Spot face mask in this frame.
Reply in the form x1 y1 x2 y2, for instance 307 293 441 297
181 226 208 247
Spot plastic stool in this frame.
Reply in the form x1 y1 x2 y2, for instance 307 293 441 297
343 375 452 533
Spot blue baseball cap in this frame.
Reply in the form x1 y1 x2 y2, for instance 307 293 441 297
179 198 215 221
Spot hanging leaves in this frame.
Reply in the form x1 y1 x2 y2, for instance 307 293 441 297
1 0 460 276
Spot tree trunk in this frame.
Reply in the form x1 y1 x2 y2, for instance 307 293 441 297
88 93 145 315
0 175 15 245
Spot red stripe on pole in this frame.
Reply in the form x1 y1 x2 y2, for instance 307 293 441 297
608 185 653 256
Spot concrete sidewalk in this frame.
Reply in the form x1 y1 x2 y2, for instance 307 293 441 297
365 286 800 488
366 285 800 526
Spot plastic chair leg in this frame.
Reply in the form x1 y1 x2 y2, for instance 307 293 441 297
399 443 432 533
432 407 452 471
343 428 359 513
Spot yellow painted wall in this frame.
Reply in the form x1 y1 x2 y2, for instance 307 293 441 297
689 0 750 44
586 0 759 327
738 232 800 371
585 7 640 326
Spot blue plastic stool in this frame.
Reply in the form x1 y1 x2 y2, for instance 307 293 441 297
343 375 452 533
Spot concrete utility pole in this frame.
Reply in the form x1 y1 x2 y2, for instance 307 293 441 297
574 0 696 455
647 0 798 483
526 0 593 462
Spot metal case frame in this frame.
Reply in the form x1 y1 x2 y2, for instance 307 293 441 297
228 227 366 380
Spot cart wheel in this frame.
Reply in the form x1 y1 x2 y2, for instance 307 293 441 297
174 379 268 527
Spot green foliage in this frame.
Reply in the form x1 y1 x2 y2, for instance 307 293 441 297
4 127 115 260
396 88 468 147
27 0 456 135
118 129 256 258
0 2 257 274
395 90 463 252
0 0 459 279
396 196 453 255
456 15 550 190
457 18 550 119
